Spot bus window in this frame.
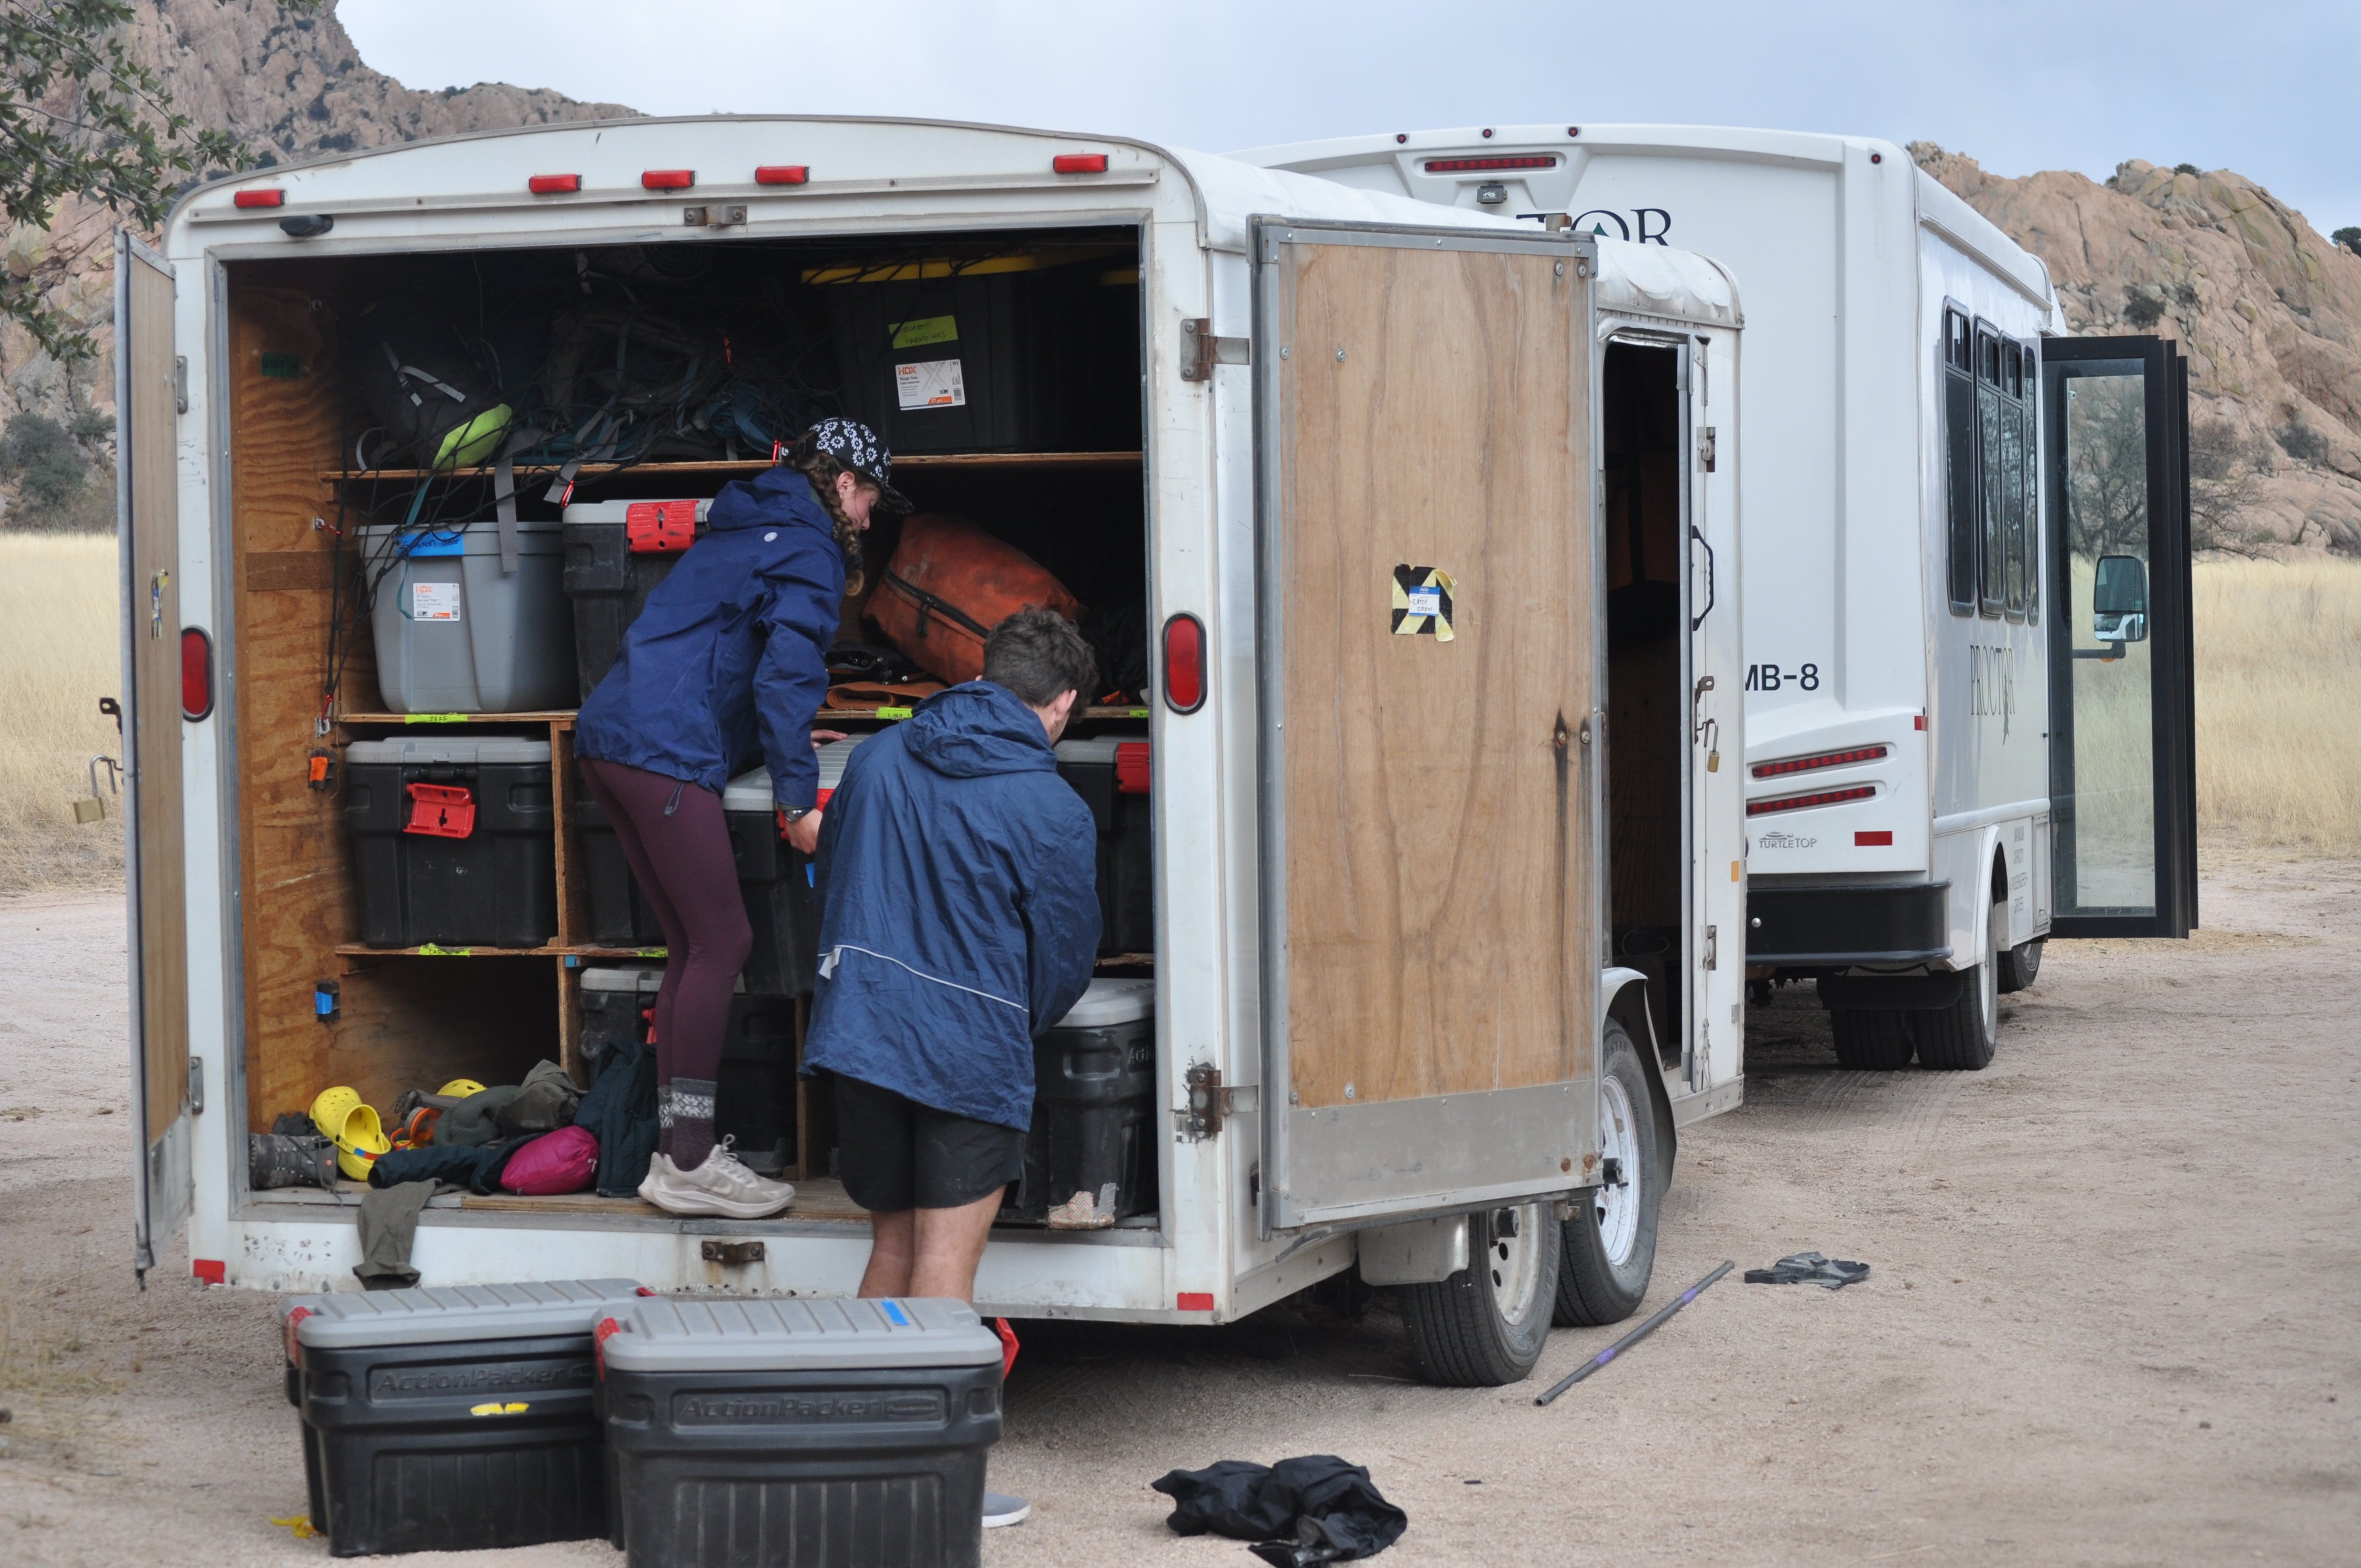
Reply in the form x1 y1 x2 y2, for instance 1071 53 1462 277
1944 307 1977 614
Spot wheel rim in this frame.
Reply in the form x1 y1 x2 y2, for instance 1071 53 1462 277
1487 1201 1548 1327
1593 1074 1642 1267
1982 905 2002 1040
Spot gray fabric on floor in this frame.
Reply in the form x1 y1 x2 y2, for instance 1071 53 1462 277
353 1180 436 1290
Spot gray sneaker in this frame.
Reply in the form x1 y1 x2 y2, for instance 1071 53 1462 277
983 1491 1030 1528
637 1140 795 1219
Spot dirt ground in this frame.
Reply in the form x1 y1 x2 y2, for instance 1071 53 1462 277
3 853 2356 1567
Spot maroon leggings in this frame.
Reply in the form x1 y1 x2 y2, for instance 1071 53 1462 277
578 758 749 1107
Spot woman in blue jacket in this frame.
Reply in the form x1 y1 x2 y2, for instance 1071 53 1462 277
575 417 908 1218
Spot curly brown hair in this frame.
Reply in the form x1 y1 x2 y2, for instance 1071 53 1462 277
795 451 871 573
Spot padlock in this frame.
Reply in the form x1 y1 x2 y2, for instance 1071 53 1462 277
74 755 121 824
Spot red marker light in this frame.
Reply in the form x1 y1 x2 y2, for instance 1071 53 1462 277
181 628 214 721
1750 744 1889 780
1855 830 1894 846
1424 155 1557 173
233 189 285 209
641 169 695 189
1162 613 1205 714
1177 1292 1215 1312
1052 153 1109 174
754 165 808 186
529 173 581 194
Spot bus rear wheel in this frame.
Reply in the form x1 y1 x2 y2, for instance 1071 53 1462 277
1831 1008 1916 1070
1918 897 2003 1070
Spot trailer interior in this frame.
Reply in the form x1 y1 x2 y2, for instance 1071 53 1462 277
225 224 1153 1231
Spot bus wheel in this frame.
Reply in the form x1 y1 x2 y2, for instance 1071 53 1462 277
1918 897 2003 1070
1399 1199 1559 1387
1554 1020 1662 1327
1831 1008 1916 1070
1998 938 2043 993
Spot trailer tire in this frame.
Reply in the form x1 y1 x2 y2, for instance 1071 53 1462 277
1997 938 2043 994
1399 1199 1560 1387
1553 1020 1661 1327
1830 1008 1916 1070
1917 897 2002 1070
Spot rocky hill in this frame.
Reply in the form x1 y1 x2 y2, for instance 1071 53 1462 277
1 0 633 461
1913 145 2361 552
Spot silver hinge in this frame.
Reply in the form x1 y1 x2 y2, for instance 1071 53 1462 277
683 204 748 228
173 356 189 415
187 1057 204 1115
1704 924 1718 971
1698 426 1717 472
1178 1063 1255 1140
1179 319 1250 382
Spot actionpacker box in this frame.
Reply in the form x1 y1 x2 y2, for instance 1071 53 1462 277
1054 736 1152 955
344 737 558 948
282 1279 651 1558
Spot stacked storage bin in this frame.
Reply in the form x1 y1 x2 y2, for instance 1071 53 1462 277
1053 736 1152 955
575 778 666 946
561 497 711 701
345 737 558 947
597 1295 1004 1567
1002 977 1157 1226
360 522 576 714
722 734 866 997
578 965 798 1175
282 1280 650 1558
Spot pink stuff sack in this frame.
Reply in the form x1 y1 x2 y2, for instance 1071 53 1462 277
501 1125 598 1195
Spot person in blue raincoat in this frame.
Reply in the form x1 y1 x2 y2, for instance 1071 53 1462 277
575 417 909 1220
803 608 1102 1308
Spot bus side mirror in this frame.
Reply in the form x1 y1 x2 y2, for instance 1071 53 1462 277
2092 554 2148 644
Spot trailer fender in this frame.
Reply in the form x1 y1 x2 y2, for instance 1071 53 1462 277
1602 967 1676 1188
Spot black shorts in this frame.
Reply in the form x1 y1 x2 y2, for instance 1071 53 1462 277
833 1074 1025 1212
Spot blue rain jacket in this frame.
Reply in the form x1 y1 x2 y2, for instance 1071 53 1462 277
574 468 845 808
802 682 1101 1131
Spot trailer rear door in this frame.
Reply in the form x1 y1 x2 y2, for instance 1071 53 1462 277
117 232 193 1279
1253 218 1603 1231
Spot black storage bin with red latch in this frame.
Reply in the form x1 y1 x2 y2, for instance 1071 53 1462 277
719 736 867 997
562 497 709 702
1054 737 1152 955
345 737 558 948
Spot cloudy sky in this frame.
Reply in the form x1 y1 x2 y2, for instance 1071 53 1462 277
339 0 2358 235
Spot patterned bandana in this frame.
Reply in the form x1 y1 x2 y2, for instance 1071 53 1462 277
799 417 912 514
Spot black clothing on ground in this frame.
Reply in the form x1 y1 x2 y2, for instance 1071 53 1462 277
1152 1456 1408 1564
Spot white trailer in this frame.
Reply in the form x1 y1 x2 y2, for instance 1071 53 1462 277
119 115 1747 1386
1243 124 2197 1069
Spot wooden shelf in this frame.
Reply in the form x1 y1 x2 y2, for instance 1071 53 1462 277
340 706 1152 724
334 944 665 959
318 451 1144 484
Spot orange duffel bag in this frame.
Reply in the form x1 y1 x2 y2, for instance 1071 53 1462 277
866 514 1084 685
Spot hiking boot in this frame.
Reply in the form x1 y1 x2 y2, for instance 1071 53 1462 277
983 1492 1031 1528
637 1139 795 1219
248 1133 338 1191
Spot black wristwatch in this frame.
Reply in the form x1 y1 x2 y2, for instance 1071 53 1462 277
779 806 813 824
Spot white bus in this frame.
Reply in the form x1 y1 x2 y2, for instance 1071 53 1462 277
119 115 1748 1386
1243 123 2197 1070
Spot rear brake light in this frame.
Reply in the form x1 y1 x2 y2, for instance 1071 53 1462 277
1423 155 1556 173
233 189 284 208
755 165 808 186
1750 744 1889 780
641 169 694 189
181 628 214 720
1748 785 1876 816
1162 613 1205 714
625 500 699 553
529 173 581 194
1116 742 1150 796
1053 153 1109 174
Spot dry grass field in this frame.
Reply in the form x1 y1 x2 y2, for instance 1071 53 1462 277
0 540 2354 891
0 535 124 894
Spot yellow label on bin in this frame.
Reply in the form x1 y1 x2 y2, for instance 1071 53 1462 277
888 314 959 349
469 1401 530 1417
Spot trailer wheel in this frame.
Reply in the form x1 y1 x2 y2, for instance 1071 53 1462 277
1830 1008 1916 1070
1553 1020 1661 1327
1399 1199 1560 1387
1997 938 2043 994
1917 897 2002 1070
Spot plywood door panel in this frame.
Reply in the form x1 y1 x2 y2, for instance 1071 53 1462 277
124 248 187 1150
1276 239 1596 1111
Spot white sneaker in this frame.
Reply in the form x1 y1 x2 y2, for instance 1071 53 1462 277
983 1491 1030 1528
637 1140 795 1219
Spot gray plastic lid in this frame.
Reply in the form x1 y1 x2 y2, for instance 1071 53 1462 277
1054 738 1123 766
580 965 663 994
289 1280 650 1349
345 738 552 766
561 498 713 524
722 735 868 812
1052 977 1154 1028
601 1296 1000 1374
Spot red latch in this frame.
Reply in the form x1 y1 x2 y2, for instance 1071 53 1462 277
404 782 476 839
284 1304 313 1365
594 1316 622 1377
625 500 699 553
1116 741 1150 796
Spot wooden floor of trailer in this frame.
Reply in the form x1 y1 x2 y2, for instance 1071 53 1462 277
258 1177 1155 1230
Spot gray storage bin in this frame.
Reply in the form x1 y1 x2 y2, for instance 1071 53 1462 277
597 1296 1003 1567
362 521 576 713
284 1278 650 1558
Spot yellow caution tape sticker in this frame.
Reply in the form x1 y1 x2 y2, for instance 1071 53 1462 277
469 1401 530 1417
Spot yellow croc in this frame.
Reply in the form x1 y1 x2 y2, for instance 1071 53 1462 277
309 1087 390 1182
437 1079 486 1099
